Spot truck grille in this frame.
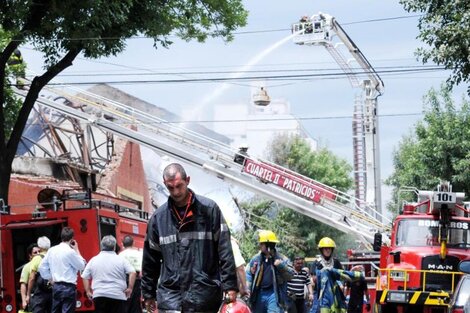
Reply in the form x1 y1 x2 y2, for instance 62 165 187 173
421 255 460 291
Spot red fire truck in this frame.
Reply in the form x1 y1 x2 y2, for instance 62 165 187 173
373 182 470 313
0 188 149 312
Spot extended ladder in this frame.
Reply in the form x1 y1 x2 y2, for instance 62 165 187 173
14 87 390 244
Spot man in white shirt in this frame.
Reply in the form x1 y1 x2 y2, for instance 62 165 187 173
39 227 86 313
119 235 143 313
82 235 136 313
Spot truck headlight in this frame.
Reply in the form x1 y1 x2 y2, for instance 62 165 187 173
388 292 407 303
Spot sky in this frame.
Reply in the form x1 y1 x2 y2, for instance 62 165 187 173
21 0 469 213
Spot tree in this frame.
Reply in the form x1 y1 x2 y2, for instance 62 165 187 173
0 0 247 203
0 29 25 139
400 0 470 91
386 85 470 213
238 134 354 259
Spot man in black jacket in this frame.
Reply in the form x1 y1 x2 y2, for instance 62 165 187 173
142 163 238 313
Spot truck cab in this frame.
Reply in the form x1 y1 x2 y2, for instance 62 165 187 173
375 183 470 313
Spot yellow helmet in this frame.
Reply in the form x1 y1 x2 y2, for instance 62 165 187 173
318 237 336 249
258 230 279 243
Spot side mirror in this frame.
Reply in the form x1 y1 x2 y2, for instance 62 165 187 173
373 232 382 252
459 260 470 274
390 251 401 264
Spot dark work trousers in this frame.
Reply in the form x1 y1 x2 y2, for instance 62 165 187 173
288 298 306 313
51 282 76 313
294 298 306 313
31 290 52 313
124 277 142 313
347 304 363 313
94 297 126 313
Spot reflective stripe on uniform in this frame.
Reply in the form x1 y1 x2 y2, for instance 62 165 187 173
159 232 213 245
221 223 229 232
159 234 177 245
179 231 213 241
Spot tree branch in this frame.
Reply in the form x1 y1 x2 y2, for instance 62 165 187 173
0 0 52 149
6 48 81 163
0 40 22 150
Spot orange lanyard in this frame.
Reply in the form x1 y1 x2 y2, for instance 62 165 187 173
173 192 193 224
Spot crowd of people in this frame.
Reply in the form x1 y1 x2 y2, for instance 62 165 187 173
19 230 143 313
18 163 370 313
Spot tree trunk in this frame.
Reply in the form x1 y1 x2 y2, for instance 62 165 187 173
0 48 81 205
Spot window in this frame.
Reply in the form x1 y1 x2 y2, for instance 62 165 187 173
396 219 470 248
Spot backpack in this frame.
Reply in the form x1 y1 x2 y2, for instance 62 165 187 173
33 254 52 293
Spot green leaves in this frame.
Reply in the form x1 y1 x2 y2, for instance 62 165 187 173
0 0 248 203
400 0 470 92
1 0 248 67
239 134 354 259
386 85 470 213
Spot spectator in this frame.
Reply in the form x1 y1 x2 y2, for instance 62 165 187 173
39 227 86 313
119 235 143 313
287 256 313 313
20 243 40 311
27 236 52 313
82 235 136 313
345 265 370 313
231 235 250 298
141 163 238 313
246 230 294 313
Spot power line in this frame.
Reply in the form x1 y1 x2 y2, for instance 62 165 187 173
52 65 442 78
60 57 419 74
23 112 423 127
14 14 422 42
16 67 445 86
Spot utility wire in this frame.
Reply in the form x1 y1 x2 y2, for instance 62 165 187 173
52 65 442 78
14 14 422 42
235 14 422 34
14 67 445 86
61 57 419 74
22 112 423 127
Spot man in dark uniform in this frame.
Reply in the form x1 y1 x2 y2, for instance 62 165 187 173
141 163 238 313
345 265 370 313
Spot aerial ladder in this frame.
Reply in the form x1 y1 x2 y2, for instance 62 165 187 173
13 85 390 245
292 13 385 216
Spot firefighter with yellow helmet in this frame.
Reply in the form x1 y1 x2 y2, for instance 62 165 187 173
246 230 294 313
309 237 351 313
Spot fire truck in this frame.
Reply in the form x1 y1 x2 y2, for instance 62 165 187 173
0 189 149 312
373 182 470 313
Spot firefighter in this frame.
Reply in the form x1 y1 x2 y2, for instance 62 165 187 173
7 49 23 66
309 237 343 313
141 163 238 313
313 267 363 313
344 265 370 313
7 48 26 88
246 230 294 313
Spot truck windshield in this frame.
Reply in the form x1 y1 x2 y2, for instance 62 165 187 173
396 219 470 248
